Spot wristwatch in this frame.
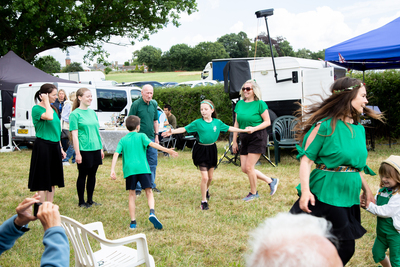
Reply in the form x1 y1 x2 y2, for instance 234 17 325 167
14 221 30 232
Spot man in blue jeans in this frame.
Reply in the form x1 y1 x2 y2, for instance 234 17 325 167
128 84 161 195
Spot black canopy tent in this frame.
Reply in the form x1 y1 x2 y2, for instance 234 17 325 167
0 51 75 146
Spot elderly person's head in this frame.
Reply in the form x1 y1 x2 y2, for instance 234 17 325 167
141 84 154 104
247 213 342 267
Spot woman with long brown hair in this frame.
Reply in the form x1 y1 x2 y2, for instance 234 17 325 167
28 83 66 202
69 88 104 208
290 77 384 265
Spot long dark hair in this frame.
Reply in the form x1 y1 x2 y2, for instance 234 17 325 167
34 83 58 113
295 77 384 144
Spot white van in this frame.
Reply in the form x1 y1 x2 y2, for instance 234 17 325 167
11 82 141 143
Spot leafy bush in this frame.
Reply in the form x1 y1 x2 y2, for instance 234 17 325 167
153 84 233 128
352 70 400 137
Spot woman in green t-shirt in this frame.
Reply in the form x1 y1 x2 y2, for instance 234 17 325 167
232 80 279 202
290 77 384 265
70 88 104 208
28 83 66 203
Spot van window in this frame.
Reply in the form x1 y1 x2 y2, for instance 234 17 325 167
131 89 141 101
96 89 127 112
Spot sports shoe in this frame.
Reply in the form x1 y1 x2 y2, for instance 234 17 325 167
129 223 137 230
149 213 163 230
269 178 279 196
88 201 102 206
200 201 209 210
136 190 141 196
242 192 260 202
152 187 161 193
78 203 90 208
62 161 70 166
206 190 210 201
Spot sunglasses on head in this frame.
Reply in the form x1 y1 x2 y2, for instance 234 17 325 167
242 87 253 92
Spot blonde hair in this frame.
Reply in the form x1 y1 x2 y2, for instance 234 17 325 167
69 91 76 100
379 163 400 193
72 88 90 111
240 80 262 101
58 89 68 101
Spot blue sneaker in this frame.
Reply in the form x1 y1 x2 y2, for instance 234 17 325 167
149 213 163 230
269 178 279 196
129 223 136 230
242 192 260 201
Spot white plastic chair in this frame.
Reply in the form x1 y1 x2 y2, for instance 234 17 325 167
60 215 155 267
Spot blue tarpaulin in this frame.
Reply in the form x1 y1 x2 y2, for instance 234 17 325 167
325 17 400 71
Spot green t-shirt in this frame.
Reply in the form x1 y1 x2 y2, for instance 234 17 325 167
296 118 375 207
32 105 61 142
115 132 151 178
234 100 269 129
69 108 102 151
128 97 158 139
185 118 229 144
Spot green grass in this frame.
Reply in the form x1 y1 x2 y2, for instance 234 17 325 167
0 140 399 266
106 71 203 84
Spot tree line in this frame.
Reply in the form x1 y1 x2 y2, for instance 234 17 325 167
132 31 326 71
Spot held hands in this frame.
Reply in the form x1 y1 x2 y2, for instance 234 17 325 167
299 190 315 213
245 126 256 134
14 193 41 226
37 202 61 231
360 190 375 208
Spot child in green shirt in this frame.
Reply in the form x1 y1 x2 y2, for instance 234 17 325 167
111 115 178 230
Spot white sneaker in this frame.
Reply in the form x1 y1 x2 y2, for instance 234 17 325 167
62 161 70 166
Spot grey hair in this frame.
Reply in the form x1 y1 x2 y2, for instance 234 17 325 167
240 80 262 101
246 213 338 267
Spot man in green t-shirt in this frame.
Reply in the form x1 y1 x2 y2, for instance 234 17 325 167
128 85 160 195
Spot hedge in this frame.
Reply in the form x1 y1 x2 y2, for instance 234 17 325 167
153 84 233 128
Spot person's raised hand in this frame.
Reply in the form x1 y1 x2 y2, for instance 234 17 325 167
37 202 61 231
14 193 41 226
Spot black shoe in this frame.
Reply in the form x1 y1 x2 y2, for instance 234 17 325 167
200 201 209 210
206 190 210 201
78 203 89 208
136 190 141 196
152 187 161 193
88 201 102 206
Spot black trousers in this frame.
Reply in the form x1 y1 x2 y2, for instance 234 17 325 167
77 164 99 205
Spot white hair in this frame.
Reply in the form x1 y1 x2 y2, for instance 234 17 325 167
246 213 337 267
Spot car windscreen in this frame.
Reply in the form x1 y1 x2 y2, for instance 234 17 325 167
96 89 127 112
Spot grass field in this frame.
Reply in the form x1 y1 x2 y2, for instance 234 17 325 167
106 71 203 84
0 140 399 266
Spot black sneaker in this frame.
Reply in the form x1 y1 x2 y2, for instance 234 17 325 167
206 190 210 201
136 190 141 196
152 187 161 193
78 203 90 208
88 201 102 206
200 201 209 210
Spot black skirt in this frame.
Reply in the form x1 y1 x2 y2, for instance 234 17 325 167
192 143 217 169
28 138 64 192
77 150 102 170
290 195 366 240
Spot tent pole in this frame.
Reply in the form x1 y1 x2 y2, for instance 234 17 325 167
363 71 365 82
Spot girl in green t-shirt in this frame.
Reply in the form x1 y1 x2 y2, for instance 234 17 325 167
162 99 248 211
290 77 384 265
28 83 66 203
70 88 104 208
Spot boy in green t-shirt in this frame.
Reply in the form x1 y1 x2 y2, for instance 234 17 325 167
111 115 178 230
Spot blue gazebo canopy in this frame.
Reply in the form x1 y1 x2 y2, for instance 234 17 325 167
325 17 400 71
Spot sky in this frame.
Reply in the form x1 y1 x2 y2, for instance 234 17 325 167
38 0 400 67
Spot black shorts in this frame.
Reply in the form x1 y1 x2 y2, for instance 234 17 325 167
240 129 268 155
126 174 152 190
